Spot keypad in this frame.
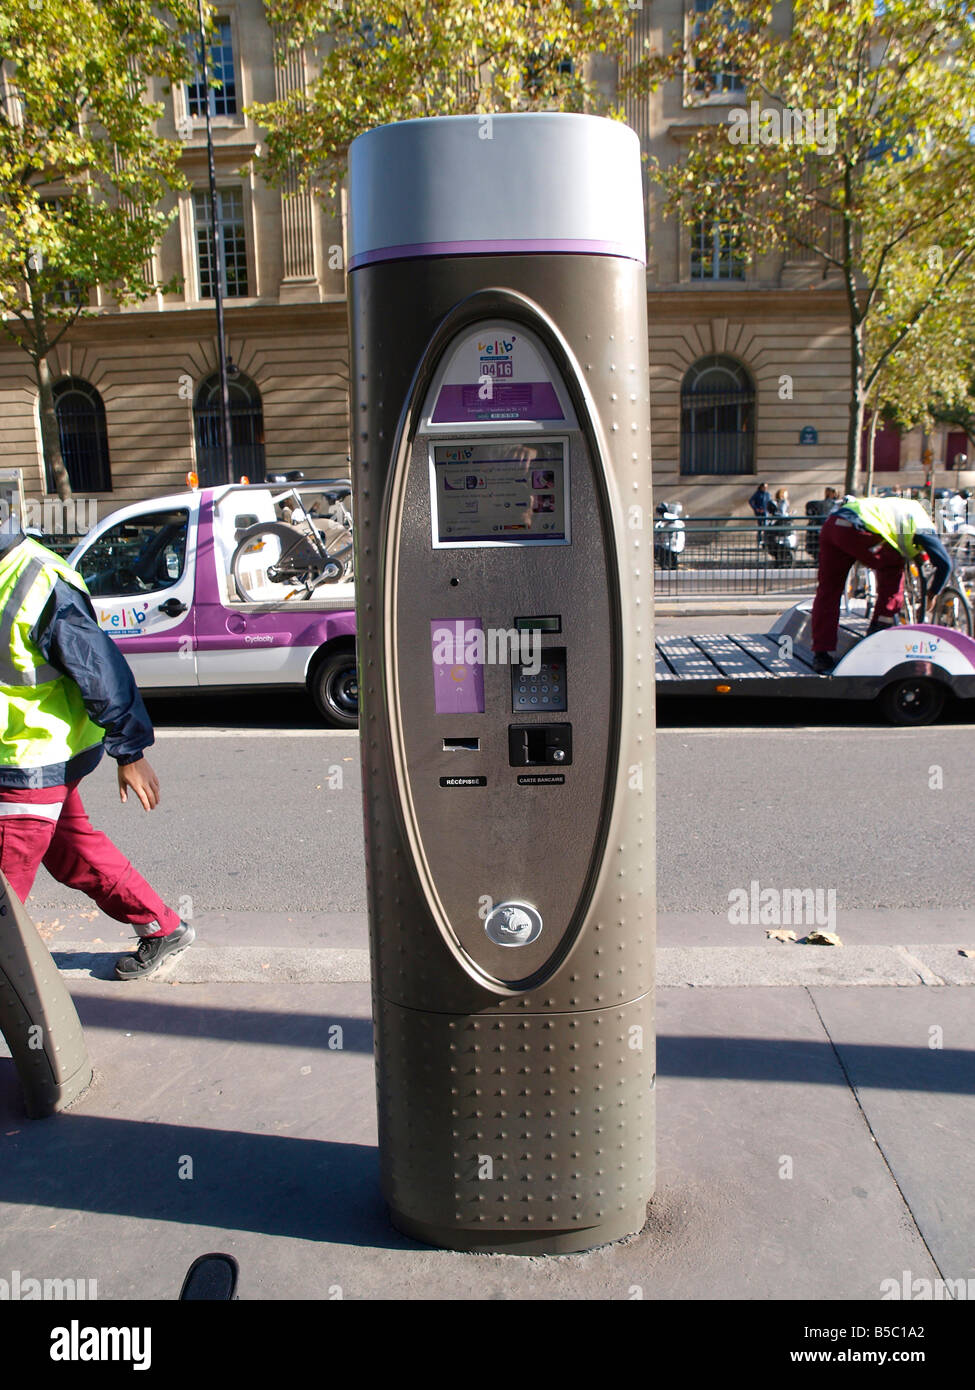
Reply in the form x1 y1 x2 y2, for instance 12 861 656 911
511 648 567 712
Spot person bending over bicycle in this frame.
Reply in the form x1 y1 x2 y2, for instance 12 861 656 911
810 495 953 673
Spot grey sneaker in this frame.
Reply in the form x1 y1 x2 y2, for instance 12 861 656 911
115 920 195 981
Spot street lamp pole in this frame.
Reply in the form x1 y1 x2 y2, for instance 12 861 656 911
196 0 234 485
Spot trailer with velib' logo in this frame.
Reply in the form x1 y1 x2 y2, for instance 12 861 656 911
654 601 975 725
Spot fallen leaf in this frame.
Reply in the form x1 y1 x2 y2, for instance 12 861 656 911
766 929 797 943
803 931 842 947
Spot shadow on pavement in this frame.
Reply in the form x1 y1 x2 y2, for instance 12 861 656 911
65 993 375 1053
0 1106 411 1249
657 1034 975 1095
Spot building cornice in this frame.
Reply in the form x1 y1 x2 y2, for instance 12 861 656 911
646 285 849 316
14 300 350 346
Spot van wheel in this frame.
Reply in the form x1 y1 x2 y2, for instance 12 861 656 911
311 649 359 727
880 677 945 726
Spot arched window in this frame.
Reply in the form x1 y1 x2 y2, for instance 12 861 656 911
50 378 112 492
193 371 266 485
680 355 755 476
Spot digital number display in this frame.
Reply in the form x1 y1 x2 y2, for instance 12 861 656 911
432 440 568 545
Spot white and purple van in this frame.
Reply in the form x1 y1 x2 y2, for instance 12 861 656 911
68 480 358 726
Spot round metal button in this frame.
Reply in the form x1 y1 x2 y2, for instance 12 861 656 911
484 901 543 947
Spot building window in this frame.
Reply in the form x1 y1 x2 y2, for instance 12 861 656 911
37 198 85 308
690 219 746 281
690 0 745 97
187 17 238 117
193 188 249 298
50 378 112 492
193 372 266 487
680 355 755 476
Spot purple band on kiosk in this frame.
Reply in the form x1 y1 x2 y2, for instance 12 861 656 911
348 237 645 271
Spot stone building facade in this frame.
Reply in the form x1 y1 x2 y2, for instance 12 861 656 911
0 1 965 522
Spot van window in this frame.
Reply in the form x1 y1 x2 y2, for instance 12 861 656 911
76 510 190 597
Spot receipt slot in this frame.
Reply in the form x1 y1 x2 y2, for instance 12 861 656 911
348 114 655 1254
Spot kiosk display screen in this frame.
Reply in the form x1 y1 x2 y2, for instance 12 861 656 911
431 440 569 545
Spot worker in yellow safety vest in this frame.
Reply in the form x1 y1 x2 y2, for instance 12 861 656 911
810 495 953 673
0 524 193 979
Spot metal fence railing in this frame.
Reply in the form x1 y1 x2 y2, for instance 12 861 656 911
652 515 822 597
653 505 975 598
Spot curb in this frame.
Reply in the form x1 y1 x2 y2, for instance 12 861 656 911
49 942 975 988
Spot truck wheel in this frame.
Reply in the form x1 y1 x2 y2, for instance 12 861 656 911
311 649 359 728
880 676 945 727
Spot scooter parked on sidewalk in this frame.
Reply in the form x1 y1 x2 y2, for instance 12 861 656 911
653 501 685 570
764 504 797 567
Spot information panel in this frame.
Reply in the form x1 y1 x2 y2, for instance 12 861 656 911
430 439 569 546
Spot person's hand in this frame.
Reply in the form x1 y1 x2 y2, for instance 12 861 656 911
117 757 161 811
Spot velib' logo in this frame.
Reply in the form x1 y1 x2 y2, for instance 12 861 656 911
99 604 149 632
50 1321 150 1371
904 635 941 656
478 335 515 380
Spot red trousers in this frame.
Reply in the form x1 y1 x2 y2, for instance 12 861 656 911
0 782 180 937
811 513 905 652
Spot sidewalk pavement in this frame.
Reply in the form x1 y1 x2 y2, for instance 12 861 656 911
1 908 973 1301
654 595 808 618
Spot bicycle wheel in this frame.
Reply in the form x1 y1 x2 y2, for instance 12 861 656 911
305 521 354 590
901 561 926 625
231 522 320 602
844 562 874 617
931 585 974 637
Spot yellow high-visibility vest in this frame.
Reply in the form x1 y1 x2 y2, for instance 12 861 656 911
843 497 934 559
0 537 105 778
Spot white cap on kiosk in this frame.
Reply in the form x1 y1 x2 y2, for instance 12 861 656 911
347 112 647 270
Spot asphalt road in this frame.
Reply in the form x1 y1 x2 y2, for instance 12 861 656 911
22 609 974 921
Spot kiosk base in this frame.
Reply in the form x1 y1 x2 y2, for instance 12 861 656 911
389 1206 649 1257
375 993 655 1256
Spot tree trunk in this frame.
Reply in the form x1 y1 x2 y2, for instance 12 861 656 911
846 317 866 496
864 406 879 498
35 354 72 501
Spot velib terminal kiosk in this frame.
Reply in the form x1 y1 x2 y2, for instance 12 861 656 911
347 113 655 1254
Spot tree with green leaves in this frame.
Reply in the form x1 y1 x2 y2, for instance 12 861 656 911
0 0 200 498
252 0 639 197
637 0 975 494
863 246 975 496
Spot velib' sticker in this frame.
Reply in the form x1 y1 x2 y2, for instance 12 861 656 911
903 635 941 657
99 603 150 633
